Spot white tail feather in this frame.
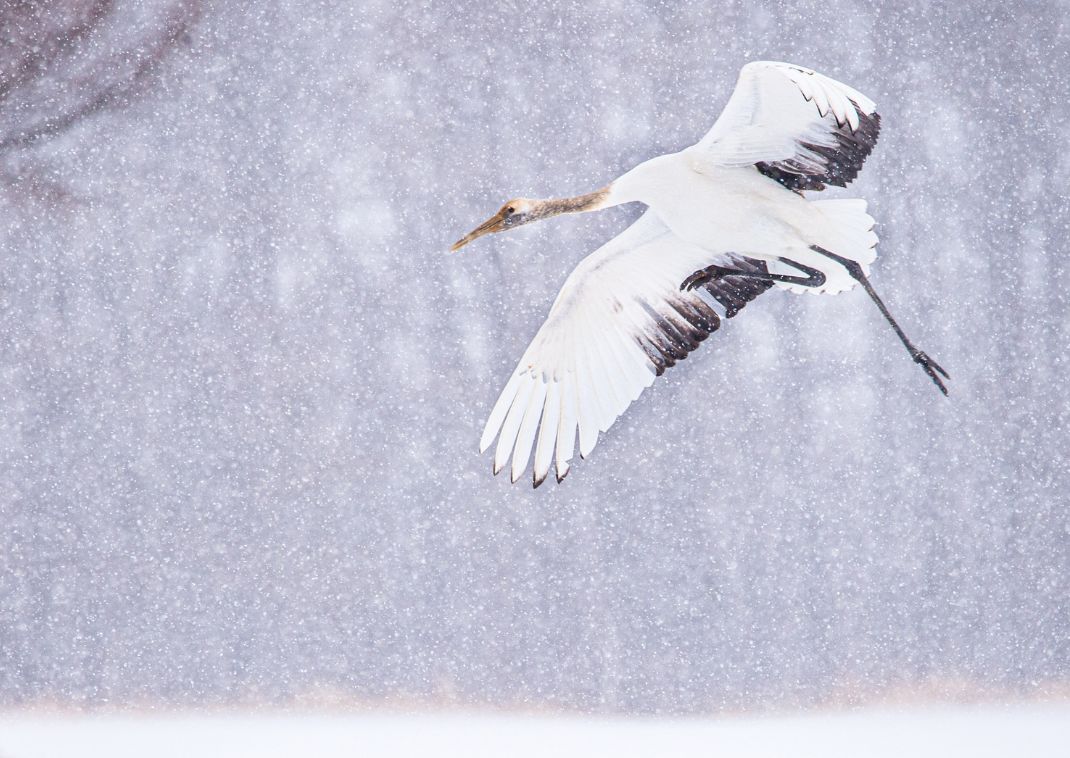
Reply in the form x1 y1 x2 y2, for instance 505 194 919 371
773 198 879 295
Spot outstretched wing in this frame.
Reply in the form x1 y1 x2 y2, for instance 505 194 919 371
479 211 771 487
697 61 880 191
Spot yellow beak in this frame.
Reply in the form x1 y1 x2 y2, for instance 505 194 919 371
450 211 508 252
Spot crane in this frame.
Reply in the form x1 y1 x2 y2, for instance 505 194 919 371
452 61 949 487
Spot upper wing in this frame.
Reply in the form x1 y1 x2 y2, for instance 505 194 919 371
479 211 771 487
696 61 880 191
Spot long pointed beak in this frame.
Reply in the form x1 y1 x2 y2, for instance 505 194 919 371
451 211 507 252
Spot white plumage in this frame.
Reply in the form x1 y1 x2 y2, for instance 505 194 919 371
481 211 733 484
698 62 876 166
454 61 948 487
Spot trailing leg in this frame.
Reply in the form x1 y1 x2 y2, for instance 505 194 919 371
810 245 950 395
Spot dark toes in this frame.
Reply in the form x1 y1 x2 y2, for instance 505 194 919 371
682 265 731 292
911 350 950 395
923 365 949 396
680 273 708 292
914 351 950 380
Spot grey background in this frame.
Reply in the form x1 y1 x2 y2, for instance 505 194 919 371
1 1 1067 713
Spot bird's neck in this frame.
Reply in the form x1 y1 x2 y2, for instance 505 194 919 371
532 186 614 219
531 156 665 219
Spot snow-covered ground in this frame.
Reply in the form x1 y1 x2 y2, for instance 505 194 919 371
1 702 1066 758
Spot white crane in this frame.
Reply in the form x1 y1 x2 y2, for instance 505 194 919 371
452 61 949 487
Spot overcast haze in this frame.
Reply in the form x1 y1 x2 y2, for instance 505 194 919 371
1 1 1067 714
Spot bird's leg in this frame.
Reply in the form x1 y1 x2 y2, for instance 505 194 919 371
809 245 950 396
681 257 826 292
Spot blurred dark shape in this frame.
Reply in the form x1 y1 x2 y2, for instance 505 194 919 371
0 0 201 196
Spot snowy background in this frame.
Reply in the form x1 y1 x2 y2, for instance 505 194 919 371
1 0 1067 735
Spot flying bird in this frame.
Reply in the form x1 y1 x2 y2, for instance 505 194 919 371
452 61 949 487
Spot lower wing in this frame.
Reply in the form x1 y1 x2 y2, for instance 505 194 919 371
480 210 772 487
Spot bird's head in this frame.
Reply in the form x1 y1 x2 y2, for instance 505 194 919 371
450 198 538 252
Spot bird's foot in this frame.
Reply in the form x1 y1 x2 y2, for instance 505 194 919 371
681 265 732 292
911 349 950 396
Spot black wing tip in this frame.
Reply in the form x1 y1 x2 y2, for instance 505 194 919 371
756 107 881 192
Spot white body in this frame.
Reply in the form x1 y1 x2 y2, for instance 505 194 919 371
608 153 877 294
615 155 805 254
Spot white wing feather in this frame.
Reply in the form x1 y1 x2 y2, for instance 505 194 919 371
696 61 879 191
480 211 766 487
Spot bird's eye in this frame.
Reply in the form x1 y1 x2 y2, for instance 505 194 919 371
505 206 515 215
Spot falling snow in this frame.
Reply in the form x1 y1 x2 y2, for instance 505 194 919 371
0 0 1067 745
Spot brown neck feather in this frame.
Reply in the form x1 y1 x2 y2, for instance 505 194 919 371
533 187 610 219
